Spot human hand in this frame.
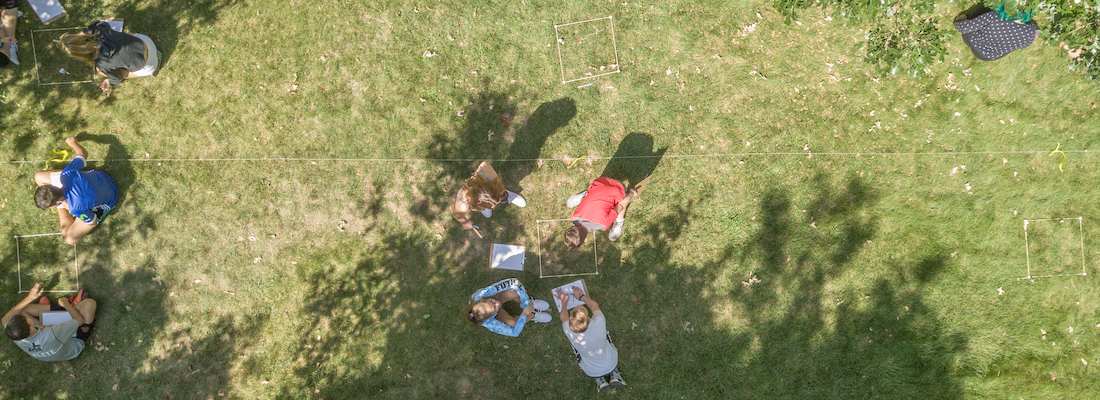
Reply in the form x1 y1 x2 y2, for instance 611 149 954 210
461 220 474 230
58 296 71 308
522 304 534 318
99 79 112 93
555 289 569 304
65 137 78 147
25 283 44 301
571 286 585 299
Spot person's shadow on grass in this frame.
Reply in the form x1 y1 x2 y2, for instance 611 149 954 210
600 132 666 188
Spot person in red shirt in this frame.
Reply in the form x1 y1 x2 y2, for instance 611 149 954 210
564 177 644 248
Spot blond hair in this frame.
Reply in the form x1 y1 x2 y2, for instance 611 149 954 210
59 33 99 65
568 307 590 333
465 299 496 324
460 175 505 211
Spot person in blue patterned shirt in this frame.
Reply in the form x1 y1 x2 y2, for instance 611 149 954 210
465 278 552 337
34 137 119 245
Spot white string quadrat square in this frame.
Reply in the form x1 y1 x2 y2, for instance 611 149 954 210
1022 217 1086 280
30 27 95 86
553 16 621 85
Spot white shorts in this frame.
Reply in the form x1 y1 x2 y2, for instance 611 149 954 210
131 34 159 77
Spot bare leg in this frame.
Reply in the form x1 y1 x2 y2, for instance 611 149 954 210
494 309 517 326
1 8 16 39
496 289 520 304
75 299 96 324
60 213 96 245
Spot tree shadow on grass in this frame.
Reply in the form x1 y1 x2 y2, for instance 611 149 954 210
633 173 967 399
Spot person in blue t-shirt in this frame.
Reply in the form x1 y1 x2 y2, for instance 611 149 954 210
33 137 119 245
465 278 552 337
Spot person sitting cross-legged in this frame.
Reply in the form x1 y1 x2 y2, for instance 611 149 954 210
33 137 119 245
3 283 97 362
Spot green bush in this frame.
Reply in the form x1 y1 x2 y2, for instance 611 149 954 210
774 0 1100 81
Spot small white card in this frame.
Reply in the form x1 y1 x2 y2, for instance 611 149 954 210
490 243 524 271
551 279 588 313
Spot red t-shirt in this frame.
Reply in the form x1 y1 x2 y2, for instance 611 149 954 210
571 178 625 230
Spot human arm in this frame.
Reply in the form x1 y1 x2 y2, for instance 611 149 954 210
57 297 85 325
481 315 528 337
1 283 43 327
572 285 599 312
65 138 88 159
450 194 475 230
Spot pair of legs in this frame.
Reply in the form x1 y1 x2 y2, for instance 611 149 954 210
22 298 99 327
34 170 99 245
572 332 626 392
489 290 551 326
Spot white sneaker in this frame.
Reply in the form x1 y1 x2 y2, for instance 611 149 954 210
567 191 588 208
531 311 552 323
505 190 526 207
608 219 624 241
480 208 492 218
531 299 550 312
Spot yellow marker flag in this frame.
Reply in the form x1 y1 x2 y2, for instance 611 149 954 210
567 155 585 169
1048 143 1066 172
46 149 70 169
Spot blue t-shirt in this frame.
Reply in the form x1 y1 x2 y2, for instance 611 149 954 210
60 156 118 224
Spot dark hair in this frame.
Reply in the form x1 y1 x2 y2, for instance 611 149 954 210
34 186 64 209
5 315 31 340
565 225 588 249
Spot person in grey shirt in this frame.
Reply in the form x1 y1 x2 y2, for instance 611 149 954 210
59 21 162 93
3 283 97 362
954 10 1038 61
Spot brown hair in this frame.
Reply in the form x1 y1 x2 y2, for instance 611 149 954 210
464 299 496 324
565 225 588 249
5 315 31 340
568 307 590 333
460 175 505 211
59 33 99 65
34 185 64 210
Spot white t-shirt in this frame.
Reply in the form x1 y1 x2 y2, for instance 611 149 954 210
9 319 84 362
563 310 618 377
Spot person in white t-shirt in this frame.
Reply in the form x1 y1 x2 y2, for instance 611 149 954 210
555 285 626 393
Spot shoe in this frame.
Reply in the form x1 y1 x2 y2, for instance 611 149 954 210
595 376 611 393
480 208 492 218
505 190 526 207
38 296 50 305
609 368 626 388
608 219 624 241
531 311 552 323
8 42 18 65
567 191 588 208
531 299 550 312
73 289 90 304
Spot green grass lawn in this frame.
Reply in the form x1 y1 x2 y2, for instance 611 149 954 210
1 0 1099 398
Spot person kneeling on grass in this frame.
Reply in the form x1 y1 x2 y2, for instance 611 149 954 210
450 161 527 232
33 137 119 245
555 285 625 392
564 177 640 248
3 283 97 362
59 20 162 93
465 278 551 337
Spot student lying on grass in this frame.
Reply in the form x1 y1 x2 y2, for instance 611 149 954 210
34 137 119 245
60 20 162 93
3 283 97 362
465 278 551 337
555 285 625 393
450 161 527 233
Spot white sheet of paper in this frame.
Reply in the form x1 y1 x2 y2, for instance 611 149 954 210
40 311 77 337
551 279 588 313
490 244 524 271
28 0 67 24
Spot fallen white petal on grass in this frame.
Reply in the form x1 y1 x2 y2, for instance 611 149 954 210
997 287 1004 295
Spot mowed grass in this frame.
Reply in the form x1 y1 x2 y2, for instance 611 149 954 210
1 0 1099 398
